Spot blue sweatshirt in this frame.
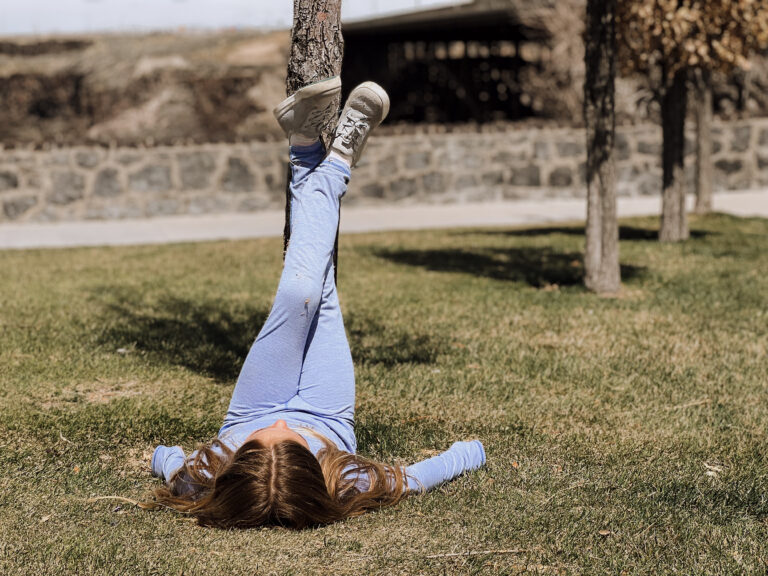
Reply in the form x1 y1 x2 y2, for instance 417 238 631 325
152 412 485 493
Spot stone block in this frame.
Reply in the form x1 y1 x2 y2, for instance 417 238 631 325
712 140 723 155
221 157 256 192
178 151 217 190
84 201 143 220
129 165 172 193
94 168 123 198
481 171 504 186
615 133 631 161
116 153 142 166
715 158 743 175
49 151 70 166
238 195 272 212
684 137 695 157
534 141 550 160
578 162 587 185
389 177 418 199
492 150 528 165
509 164 540 187
637 140 661 155
251 148 282 169
361 183 386 199
3 195 37 220
422 172 446 193
265 171 285 193
556 141 585 158
759 128 768 147
187 195 229 215
49 171 85 205
75 149 104 169
146 198 181 216
731 125 751 152
404 151 432 171
0 171 19 191
548 166 573 187
636 172 660 196
459 152 484 170
455 174 478 190
378 156 399 178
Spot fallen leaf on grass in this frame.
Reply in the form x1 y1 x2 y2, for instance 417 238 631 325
703 462 724 478
598 530 612 537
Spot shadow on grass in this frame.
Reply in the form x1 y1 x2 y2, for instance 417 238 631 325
456 224 712 241
376 246 645 287
97 291 269 382
95 289 445 381
346 313 448 367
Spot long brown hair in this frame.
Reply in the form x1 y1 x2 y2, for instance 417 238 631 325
142 433 410 529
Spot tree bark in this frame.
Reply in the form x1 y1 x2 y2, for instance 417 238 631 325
284 0 344 270
659 69 689 242
583 0 620 294
694 69 713 214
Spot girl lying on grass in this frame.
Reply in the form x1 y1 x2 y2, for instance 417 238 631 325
144 78 486 529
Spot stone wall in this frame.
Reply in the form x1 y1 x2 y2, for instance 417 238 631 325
1 118 767 223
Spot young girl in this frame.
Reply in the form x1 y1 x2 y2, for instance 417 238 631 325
146 78 486 529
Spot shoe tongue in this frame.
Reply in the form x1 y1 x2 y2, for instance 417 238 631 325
346 109 366 122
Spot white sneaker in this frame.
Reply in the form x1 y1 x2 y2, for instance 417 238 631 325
273 76 342 140
330 82 390 167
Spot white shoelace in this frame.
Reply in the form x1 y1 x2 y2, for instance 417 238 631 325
336 113 369 149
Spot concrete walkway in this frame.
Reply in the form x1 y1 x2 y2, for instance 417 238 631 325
1 190 766 250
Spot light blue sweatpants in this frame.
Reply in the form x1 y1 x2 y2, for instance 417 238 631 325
224 143 356 434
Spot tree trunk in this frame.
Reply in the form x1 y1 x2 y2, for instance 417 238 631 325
583 0 620 294
694 69 713 214
659 69 689 242
284 0 344 271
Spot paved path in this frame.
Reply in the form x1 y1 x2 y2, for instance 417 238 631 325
0 190 766 250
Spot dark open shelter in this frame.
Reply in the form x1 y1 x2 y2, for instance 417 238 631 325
342 0 551 125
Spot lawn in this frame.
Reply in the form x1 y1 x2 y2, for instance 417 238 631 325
0 213 766 575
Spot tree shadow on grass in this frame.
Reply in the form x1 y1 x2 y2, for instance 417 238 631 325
95 289 445 381
457 224 711 241
376 246 645 287
96 290 269 382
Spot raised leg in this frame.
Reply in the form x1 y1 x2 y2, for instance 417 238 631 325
297 263 355 424
224 145 351 425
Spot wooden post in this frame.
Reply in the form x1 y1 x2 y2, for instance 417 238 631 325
283 0 344 274
584 0 620 294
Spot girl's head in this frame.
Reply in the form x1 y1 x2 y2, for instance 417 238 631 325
144 430 408 529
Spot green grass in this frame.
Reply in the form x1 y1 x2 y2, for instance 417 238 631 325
0 213 767 575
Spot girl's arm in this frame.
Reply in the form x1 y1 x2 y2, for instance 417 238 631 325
151 445 186 481
403 440 486 493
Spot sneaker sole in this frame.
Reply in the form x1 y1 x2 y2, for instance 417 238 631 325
348 81 390 123
273 76 342 121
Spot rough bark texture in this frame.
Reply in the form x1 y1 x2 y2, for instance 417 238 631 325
660 70 689 242
283 0 344 268
694 70 713 214
584 0 620 294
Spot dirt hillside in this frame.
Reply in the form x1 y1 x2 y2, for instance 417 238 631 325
0 31 290 147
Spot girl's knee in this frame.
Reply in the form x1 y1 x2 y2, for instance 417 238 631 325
275 273 324 315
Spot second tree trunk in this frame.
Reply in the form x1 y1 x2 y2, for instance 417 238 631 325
660 70 689 242
584 0 620 294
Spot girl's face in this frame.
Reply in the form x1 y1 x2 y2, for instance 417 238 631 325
246 419 310 450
